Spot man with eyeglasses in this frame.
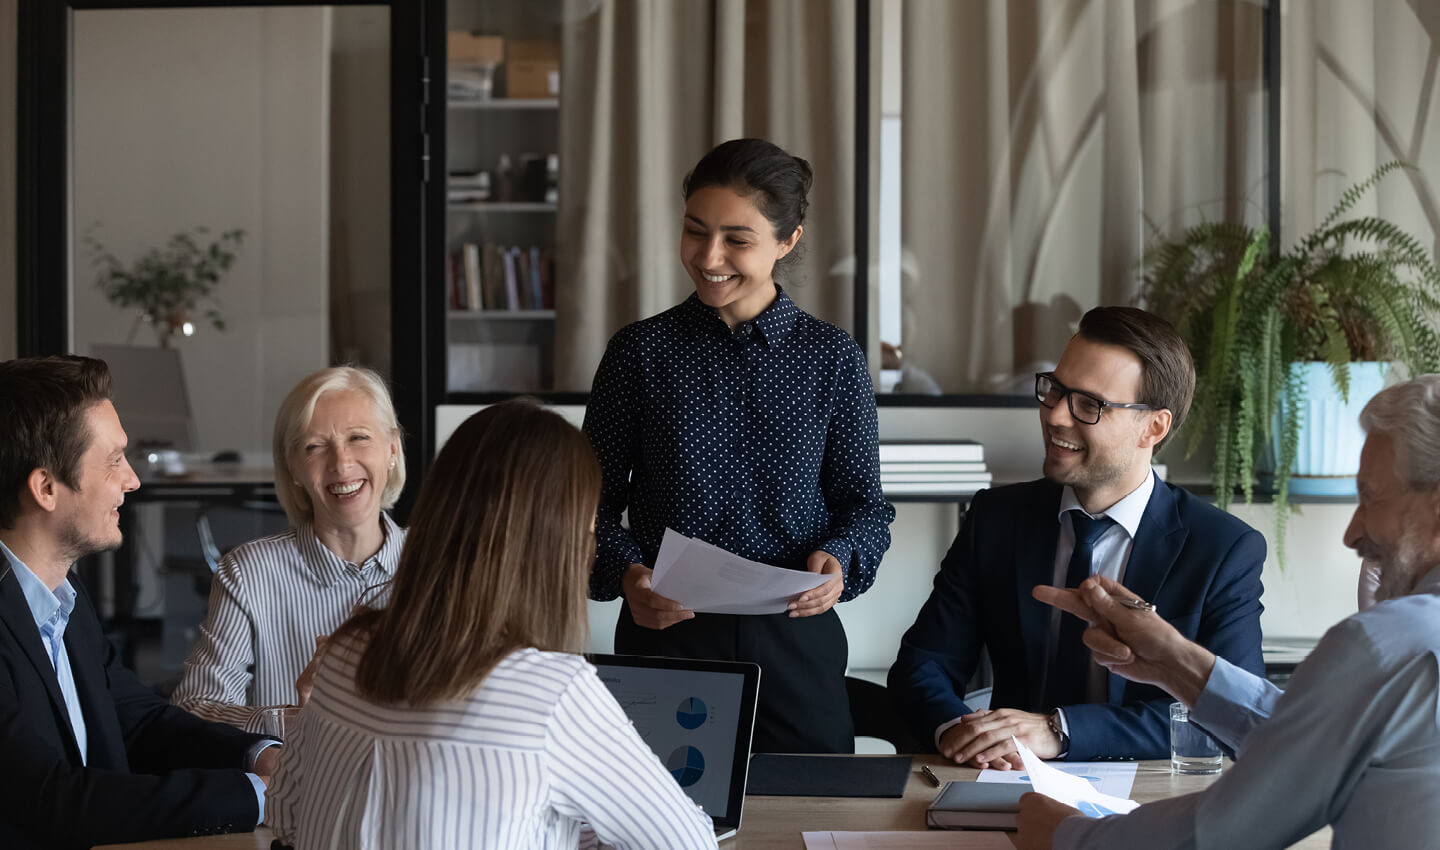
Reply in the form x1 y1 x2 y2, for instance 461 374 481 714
888 306 1266 765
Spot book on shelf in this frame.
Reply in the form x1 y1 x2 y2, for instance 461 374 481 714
482 244 506 310
503 247 521 311
879 441 984 463
529 246 544 309
463 243 483 311
924 781 1028 830
880 461 989 475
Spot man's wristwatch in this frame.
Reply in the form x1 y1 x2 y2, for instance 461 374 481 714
1048 709 1070 755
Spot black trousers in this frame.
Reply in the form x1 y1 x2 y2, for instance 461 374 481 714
615 603 854 754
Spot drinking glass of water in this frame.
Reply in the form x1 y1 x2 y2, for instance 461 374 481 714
1170 701 1222 774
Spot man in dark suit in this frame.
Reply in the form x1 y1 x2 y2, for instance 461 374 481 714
888 307 1265 765
0 356 277 849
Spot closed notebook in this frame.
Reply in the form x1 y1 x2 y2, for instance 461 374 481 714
925 781 1032 830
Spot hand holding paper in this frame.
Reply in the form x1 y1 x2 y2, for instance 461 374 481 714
650 528 831 615
1012 736 1139 817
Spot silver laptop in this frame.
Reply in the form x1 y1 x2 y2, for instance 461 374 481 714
589 654 760 841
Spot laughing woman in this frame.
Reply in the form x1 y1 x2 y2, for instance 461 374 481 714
583 138 895 754
171 367 406 732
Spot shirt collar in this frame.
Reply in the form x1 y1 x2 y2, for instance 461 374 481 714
296 512 403 587
0 539 76 630
679 287 800 348
1057 467 1156 540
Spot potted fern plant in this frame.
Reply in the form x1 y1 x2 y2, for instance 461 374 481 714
1141 162 1440 555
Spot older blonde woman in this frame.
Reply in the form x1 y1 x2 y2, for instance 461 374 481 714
171 366 407 732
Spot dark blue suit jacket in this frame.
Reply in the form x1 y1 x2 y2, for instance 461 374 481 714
0 569 265 849
888 478 1266 761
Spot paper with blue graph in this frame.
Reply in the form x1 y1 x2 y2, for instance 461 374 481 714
1002 737 1141 817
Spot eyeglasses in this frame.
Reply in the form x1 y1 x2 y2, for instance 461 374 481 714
1034 373 1154 425
353 581 393 615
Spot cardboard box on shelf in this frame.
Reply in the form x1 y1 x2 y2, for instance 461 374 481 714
507 40 560 99
448 32 504 67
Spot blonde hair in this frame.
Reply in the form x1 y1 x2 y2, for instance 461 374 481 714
341 398 601 705
272 366 406 525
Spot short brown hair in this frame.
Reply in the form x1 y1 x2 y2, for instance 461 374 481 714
0 356 114 529
340 398 602 705
1078 306 1195 448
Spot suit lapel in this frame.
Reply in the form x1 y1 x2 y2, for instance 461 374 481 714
1110 480 1187 703
65 583 127 770
1015 482 1063 711
0 572 80 758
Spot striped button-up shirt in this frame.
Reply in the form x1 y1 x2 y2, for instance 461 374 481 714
267 638 717 850
171 513 404 732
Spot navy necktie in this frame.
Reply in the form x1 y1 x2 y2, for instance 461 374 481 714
1046 511 1115 709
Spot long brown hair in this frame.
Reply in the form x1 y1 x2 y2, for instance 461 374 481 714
342 399 601 704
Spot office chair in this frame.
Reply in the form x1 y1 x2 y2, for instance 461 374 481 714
845 675 922 754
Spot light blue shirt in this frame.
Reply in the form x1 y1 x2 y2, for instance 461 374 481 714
0 540 269 825
1057 563 1440 849
1 540 88 765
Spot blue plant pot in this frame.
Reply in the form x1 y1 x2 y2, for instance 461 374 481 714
1270 361 1389 497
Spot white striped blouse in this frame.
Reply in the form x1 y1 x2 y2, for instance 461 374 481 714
266 637 718 850
170 513 405 732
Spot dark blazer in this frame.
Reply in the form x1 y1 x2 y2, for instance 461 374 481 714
888 478 1266 761
0 567 266 849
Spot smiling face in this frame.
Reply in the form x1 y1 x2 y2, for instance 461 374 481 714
1040 335 1170 510
54 400 140 559
1345 432 1440 602
290 389 397 538
681 184 801 327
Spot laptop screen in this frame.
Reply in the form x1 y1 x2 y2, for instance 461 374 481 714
589 654 760 829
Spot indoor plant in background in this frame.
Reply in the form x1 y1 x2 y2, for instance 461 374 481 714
86 226 245 348
1140 162 1440 559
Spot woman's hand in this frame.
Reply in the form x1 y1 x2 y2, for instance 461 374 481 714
622 563 695 629
789 551 843 617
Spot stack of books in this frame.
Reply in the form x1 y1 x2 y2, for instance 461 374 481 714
445 243 555 311
879 440 991 496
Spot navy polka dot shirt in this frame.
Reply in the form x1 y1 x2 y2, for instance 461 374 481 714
583 288 895 602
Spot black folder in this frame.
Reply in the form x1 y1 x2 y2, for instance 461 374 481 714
745 754 913 798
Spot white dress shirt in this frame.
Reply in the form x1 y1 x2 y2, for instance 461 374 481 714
1056 563 1440 849
266 636 717 849
171 514 404 731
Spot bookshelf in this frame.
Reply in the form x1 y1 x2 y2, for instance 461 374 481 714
445 4 561 393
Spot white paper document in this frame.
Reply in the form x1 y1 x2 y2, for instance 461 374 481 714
802 832 1011 849
1012 736 1141 817
649 528 830 615
977 759 1138 800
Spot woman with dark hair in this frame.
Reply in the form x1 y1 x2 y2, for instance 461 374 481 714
584 138 895 754
265 400 715 849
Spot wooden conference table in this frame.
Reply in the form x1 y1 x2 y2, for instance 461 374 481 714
104 755 1331 850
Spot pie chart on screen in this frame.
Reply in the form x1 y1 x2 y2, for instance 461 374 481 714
667 745 705 787
676 697 707 729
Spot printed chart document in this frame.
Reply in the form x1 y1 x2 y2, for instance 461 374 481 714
802 832 1011 849
650 528 830 615
1012 737 1140 817
977 759 1138 800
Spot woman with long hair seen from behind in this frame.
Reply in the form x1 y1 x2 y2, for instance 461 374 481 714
265 399 716 849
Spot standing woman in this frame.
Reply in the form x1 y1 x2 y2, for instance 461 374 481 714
266 400 716 849
584 138 895 753
171 367 406 731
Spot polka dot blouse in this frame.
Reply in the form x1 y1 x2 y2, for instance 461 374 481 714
583 288 895 603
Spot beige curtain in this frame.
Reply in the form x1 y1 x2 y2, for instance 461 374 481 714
554 0 862 391
899 0 1265 392
1283 0 1440 255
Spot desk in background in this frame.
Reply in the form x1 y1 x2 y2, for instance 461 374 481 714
101 755 1332 849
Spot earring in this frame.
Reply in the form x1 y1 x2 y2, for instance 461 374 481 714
389 458 396 469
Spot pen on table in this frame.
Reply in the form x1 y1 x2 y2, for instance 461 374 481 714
920 764 941 787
